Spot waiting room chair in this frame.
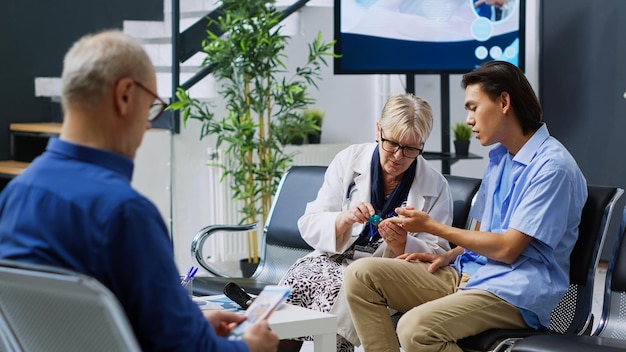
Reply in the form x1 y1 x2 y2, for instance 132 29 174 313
191 169 482 296
444 174 482 230
0 259 140 352
508 207 626 352
458 185 624 352
190 165 325 296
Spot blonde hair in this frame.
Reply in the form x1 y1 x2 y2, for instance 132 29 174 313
379 93 434 145
61 30 153 111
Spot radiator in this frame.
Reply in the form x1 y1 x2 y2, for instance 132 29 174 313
204 143 349 263
204 148 248 263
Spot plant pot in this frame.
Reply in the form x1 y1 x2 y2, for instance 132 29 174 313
239 258 259 278
289 136 304 145
454 140 470 157
307 132 321 144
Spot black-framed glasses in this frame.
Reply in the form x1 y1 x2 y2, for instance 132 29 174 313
379 129 423 158
134 80 168 122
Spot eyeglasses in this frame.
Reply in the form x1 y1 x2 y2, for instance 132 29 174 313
379 129 423 158
133 80 168 122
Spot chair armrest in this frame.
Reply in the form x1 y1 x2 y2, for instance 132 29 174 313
190 223 257 277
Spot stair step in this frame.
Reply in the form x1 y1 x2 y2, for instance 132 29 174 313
10 122 62 135
36 1 333 100
143 42 205 67
0 161 29 177
122 20 169 39
36 71 216 99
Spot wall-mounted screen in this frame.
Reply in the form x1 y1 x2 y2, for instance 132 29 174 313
334 0 526 74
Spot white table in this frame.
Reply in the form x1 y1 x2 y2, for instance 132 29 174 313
195 296 337 352
269 303 337 352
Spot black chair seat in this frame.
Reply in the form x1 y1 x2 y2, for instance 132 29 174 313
193 276 270 296
511 334 626 352
458 328 558 352
507 208 626 351
445 174 482 230
459 185 624 352
190 166 325 296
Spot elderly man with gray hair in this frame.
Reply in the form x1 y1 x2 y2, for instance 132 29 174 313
0 30 278 352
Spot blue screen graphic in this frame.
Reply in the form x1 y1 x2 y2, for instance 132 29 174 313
335 0 525 74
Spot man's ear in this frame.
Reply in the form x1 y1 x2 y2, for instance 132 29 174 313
114 78 135 117
500 91 511 114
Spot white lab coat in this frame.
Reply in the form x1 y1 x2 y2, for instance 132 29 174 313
298 143 453 259
296 143 454 346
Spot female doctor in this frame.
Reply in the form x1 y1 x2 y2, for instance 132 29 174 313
278 93 453 352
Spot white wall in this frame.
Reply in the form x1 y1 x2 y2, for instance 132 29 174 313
133 0 541 273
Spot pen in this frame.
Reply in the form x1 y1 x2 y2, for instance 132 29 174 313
368 222 375 244
181 266 198 286
346 181 356 199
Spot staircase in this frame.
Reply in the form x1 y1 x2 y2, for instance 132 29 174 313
34 0 332 101
36 0 219 102
1 0 223 192
0 0 331 194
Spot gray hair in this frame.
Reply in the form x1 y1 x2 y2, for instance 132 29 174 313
61 30 153 111
379 93 434 145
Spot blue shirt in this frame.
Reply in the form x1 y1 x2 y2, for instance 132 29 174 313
0 138 248 352
458 124 587 328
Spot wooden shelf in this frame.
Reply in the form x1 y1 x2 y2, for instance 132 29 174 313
9 123 62 162
10 122 62 134
2 123 61 191
0 160 29 177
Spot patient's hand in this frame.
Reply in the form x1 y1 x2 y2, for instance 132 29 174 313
387 207 433 233
397 252 452 273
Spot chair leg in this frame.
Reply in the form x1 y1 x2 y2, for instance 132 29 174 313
278 339 303 352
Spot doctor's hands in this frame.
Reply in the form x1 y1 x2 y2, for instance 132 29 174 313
336 202 375 237
378 219 408 253
338 202 376 226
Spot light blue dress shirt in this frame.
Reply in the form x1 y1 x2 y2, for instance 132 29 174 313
456 124 587 328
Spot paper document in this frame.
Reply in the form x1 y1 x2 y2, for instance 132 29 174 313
226 285 291 340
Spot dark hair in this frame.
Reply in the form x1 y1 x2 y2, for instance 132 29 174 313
461 61 542 135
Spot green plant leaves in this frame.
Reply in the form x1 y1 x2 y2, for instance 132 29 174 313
169 0 338 259
452 122 472 141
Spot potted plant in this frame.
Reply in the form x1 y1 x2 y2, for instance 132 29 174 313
452 122 472 156
303 108 324 144
170 0 336 270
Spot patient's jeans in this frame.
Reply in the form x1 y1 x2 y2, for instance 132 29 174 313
344 257 528 352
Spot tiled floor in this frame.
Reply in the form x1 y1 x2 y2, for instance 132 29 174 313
299 262 609 352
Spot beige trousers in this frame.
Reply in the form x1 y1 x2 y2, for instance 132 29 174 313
344 257 529 352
